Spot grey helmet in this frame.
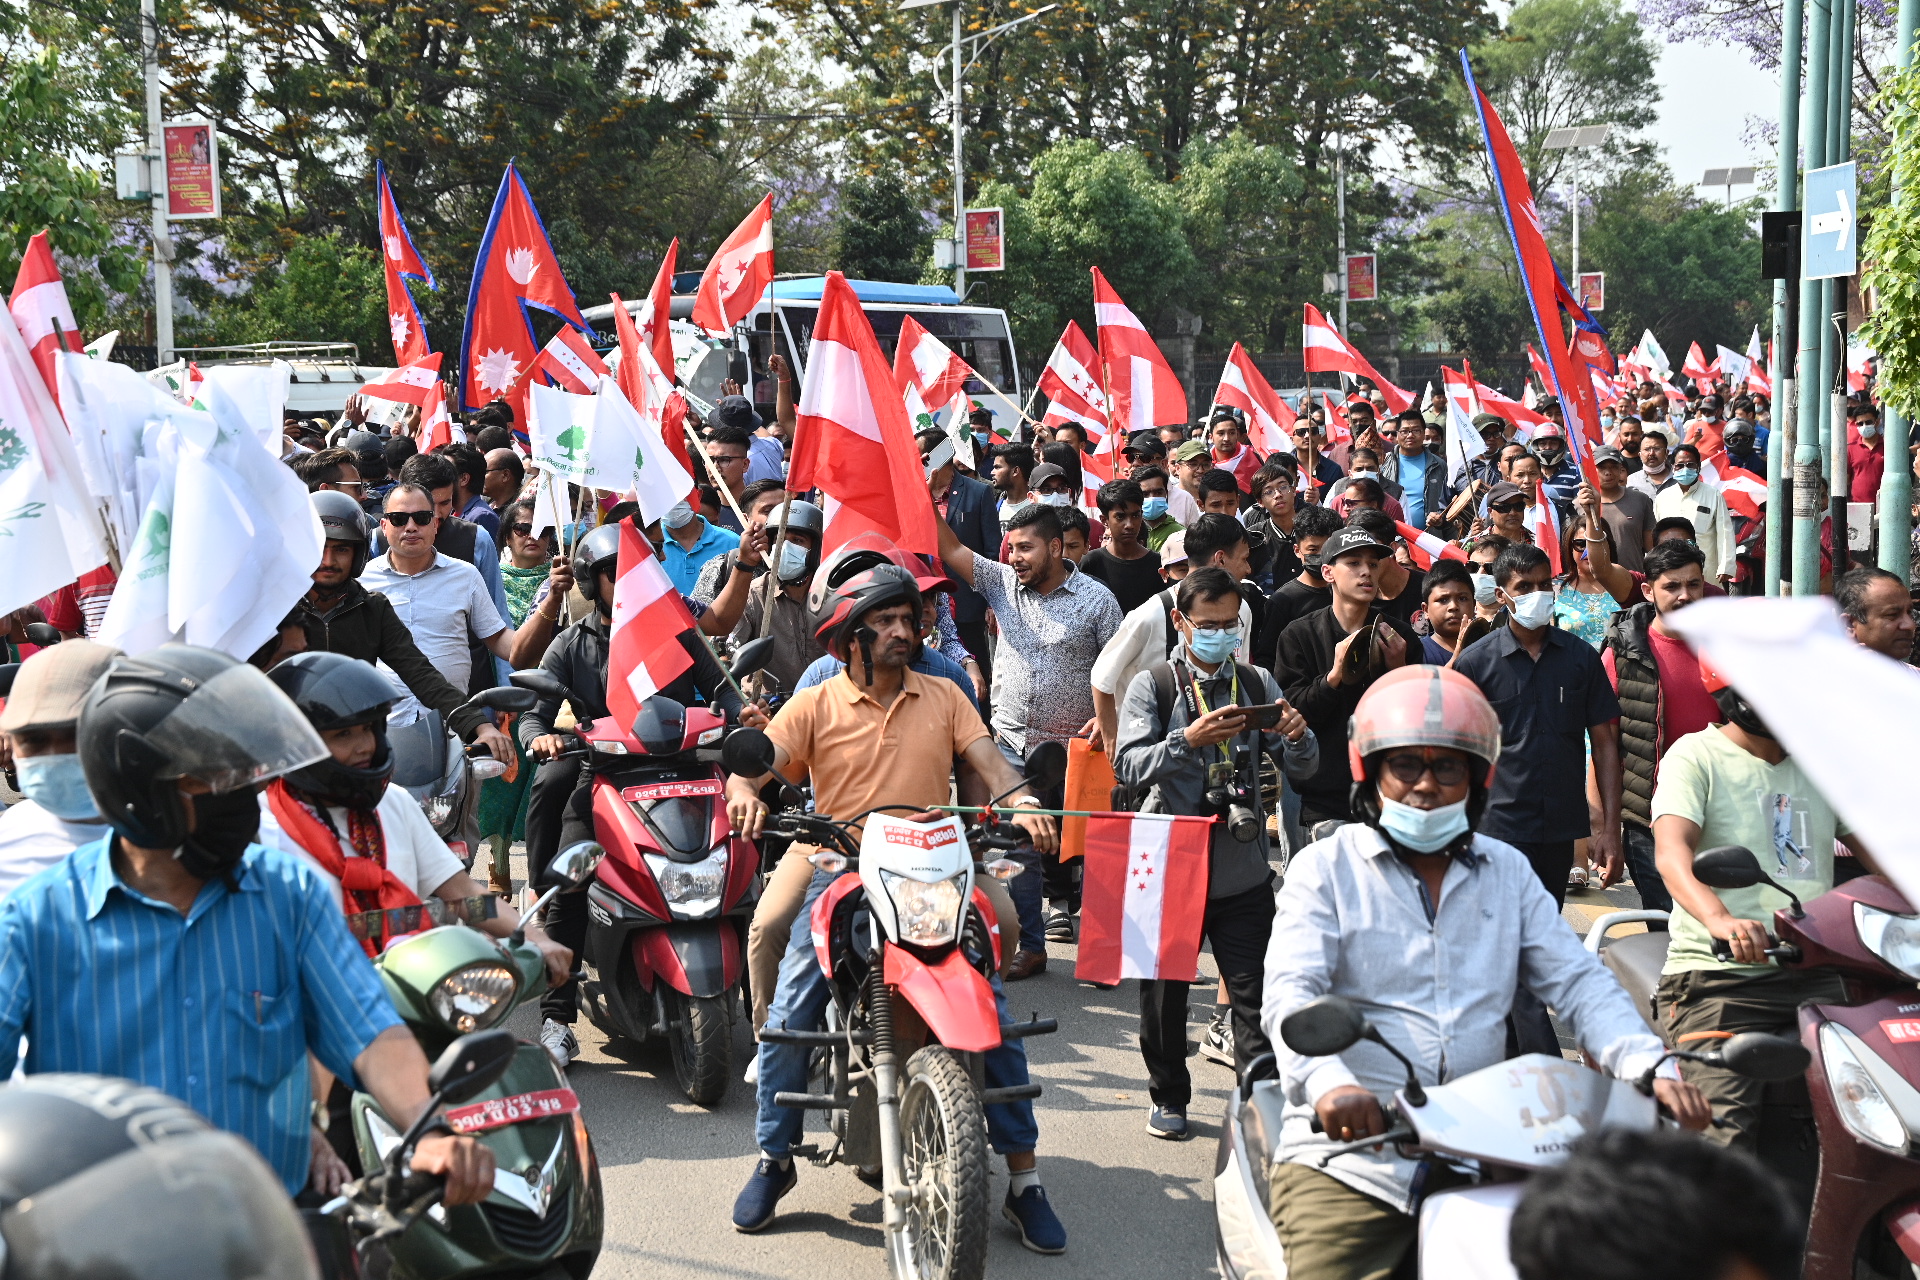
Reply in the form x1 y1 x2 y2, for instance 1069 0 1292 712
764 500 825 585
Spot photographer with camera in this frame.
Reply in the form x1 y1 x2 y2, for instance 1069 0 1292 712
1112 567 1319 1141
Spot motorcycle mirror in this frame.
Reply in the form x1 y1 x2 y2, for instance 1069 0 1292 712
1717 1031 1812 1082
721 727 777 777
509 669 571 701
1023 741 1068 792
22 623 61 648
730 636 775 683
1690 845 1769 891
546 841 605 889
427 1028 518 1105
468 685 538 715
1280 996 1369 1058
0 664 16 699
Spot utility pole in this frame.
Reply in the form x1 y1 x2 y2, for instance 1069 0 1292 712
1792 0 1833 596
1765 0 1804 597
1336 129 1348 337
950 0 965 301
1879 0 1918 573
140 0 174 364
1828 0 1857 574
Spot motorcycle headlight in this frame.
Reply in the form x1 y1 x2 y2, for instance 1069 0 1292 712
644 847 728 919
1855 902 1920 980
428 962 518 1034
881 870 965 947
423 794 455 827
1820 1021 1910 1153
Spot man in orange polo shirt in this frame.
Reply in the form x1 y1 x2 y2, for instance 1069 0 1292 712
725 545 1066 1253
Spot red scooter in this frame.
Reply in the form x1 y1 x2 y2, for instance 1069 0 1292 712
511 641 769 1105
1692 845 1920 1280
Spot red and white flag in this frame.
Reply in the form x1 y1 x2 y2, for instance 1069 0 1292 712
1682 341 1715 387
895 315 973 409
1703 451 1769 519
611 281 693 489
1038 320 1108 431
1302 303 1413 413
536 326 609 394
1394 521 1468 570
605 521 698 736
1529 479 1561 575
789 272 939 555
1214 342 1294 453
1746 327 1771 396
377 162 436 365
639 238 679 378
9 231 76 406
1320 392 1352 445
692 194 773 336
1848 342 1874 394
1093 268 1188 433
1075 813 1211 985
361 352 453 451
1526 343 1556 395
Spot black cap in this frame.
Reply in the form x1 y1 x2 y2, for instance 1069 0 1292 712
1591 445 1627 467
1320 526 1389 562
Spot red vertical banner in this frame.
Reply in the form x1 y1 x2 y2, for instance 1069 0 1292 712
1344 253 1377 302
163 119 220 218
964 209 1005 272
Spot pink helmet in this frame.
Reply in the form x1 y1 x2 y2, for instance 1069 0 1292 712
1346 665 1502 785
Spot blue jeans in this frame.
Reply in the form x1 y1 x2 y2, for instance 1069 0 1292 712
994 738 1062 955
754 869 1040 1158
1622 823 1673 914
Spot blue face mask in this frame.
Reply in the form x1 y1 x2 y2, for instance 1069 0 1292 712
1376 795 1470 852
1185 626 1241 665
1040 491 1072 507
1672 467 1700 486
15 753 101 823
776 540 811 582
1472 572 1498 605
1142 496 1169 522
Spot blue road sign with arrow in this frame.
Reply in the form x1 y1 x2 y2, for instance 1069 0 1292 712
1803 161 1857 280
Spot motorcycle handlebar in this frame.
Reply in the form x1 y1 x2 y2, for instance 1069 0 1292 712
1708 937 1801 963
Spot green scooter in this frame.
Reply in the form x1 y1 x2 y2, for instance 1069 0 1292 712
346 842 608 1280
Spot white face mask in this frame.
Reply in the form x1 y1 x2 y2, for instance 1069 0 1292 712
1039 491 1072 507
1504 587 1556 629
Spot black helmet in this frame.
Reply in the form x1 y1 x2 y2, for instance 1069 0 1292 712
312 489 371 578
765 500 825 585
806 535 923 663
572 522 623 605
267 652 396 809
78 645 327 856
0 1075 319 1280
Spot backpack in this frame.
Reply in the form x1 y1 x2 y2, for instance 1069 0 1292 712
1110 657 1265 812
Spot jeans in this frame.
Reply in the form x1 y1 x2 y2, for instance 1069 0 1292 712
994 738 1066 955
754 868 1040 1158
1621 823 1672 914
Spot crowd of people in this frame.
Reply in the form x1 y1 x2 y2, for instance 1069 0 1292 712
0 349 1909 1280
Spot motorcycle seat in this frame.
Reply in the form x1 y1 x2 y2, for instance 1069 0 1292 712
1600 930 1670 1034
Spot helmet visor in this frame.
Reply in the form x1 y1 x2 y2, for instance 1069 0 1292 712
144 664 331 793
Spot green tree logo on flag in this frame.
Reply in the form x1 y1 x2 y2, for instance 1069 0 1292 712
134 508 172 581
556 422 586 464
0 421 25 474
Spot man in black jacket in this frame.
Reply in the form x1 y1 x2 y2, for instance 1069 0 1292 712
298 491 514 763
518 521 749 1068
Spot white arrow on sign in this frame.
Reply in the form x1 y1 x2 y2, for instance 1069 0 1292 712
1810 189 1853 252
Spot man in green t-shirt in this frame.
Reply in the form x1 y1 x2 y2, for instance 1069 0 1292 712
1651 660 1878 1210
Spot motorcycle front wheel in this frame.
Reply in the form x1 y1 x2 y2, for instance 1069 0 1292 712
666 990 732 1106
890 1045 989 1280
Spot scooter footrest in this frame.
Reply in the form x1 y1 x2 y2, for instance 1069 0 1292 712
774 1091 852 1110
760 1027 873 1046
998 1018 1058 1039
979 1084 1042 1105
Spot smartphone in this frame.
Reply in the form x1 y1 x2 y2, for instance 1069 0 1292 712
1236 701 1292 730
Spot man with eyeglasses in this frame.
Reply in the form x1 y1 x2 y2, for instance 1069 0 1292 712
296 447 367 498
1289 422 1346 500
702 423 756 532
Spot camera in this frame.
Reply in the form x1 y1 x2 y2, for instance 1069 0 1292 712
1205 782 1261 844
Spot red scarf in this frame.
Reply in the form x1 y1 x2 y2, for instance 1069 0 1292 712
266 780 420 955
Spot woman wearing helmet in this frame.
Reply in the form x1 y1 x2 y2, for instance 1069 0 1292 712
1258 665 1709 1280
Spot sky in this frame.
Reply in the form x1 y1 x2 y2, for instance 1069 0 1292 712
1652 37 1781 201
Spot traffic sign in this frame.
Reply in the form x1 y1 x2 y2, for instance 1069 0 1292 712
1803 161 1857 280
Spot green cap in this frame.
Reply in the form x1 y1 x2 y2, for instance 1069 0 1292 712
1172 440 1210 463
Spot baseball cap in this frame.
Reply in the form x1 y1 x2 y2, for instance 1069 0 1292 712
1159 531 1188 566
1485 481 1526 507
1172 440 1211 463
1126 431 1166 458
1320 526 1389 562
1028 463 1068 489
1591 445 1627 467
0 640 125 733
1472 413 1506 435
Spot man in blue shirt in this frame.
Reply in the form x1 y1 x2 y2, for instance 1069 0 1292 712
660 498 741 596
1379 409 1452 533
0 646 495 1203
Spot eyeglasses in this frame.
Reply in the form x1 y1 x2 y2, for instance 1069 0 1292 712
708 453 749 466
383 510 434 527
330 480 367 495
506 522 537 537
1186 619 1239 633
1379 751 1471 787
1489 500 1528 514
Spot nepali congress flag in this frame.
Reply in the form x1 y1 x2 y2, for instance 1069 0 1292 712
360 352 453 451
1529 478 1562 575
1683 341 1716 388
536 326 609 394
894 315 978 467
1093 267 1188 433
377 162 436 365
1461 51 1600 491
1038 320 1108 432
1215 342 1295 454
1075 813 1211 984
638 239 679 379
789 271 939 555
1302 303 1414 413
1395 521 1469 570
459 162 592 414
9 231 76 405
605 520 698 737
611 274 693 484
692 194 773 336
1703 450 1769 520
1746 327 1772 395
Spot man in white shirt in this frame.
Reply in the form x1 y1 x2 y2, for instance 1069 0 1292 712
360 483 531 719
1653 443 1736 585
0 641 122 900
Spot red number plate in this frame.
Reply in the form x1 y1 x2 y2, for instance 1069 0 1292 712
444 1088 581 1134
622 780 722 802
1882 1019 1920 1044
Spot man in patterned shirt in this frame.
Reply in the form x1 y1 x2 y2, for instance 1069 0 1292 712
937 503 1122 978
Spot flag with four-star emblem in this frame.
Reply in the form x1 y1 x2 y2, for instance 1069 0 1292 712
459 162 592 415
1075 812 1211 984
691 194 773 336
377 162 436 365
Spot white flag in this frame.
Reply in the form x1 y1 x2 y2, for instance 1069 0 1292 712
0 301 108 615
96 462 178 655
528 382 633 492
593 373 692 525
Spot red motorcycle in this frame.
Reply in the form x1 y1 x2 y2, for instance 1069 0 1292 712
1691 845 1920 1280
511 641 769 1105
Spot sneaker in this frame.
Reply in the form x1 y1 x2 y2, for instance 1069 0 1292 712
539 1018 578 1072
1146 1104 1190 1140
732 1156 797 1232
1044 905 1075 944
1198 1015 1235 1067
743 1052 759 1085
1002 1184 1067 1254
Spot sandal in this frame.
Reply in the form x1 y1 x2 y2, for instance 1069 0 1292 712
1567 866 1589 890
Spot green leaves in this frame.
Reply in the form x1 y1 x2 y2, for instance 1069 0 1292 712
1862 65 1920 418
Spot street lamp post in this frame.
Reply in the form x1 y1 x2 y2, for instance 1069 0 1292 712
1542 124 1610 284
1701 165 1757 208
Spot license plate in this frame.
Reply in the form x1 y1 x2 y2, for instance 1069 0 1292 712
444 1088 581 1134
1881 1019 1920 1044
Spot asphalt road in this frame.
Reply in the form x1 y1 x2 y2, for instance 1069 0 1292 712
504 933 1232 1280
